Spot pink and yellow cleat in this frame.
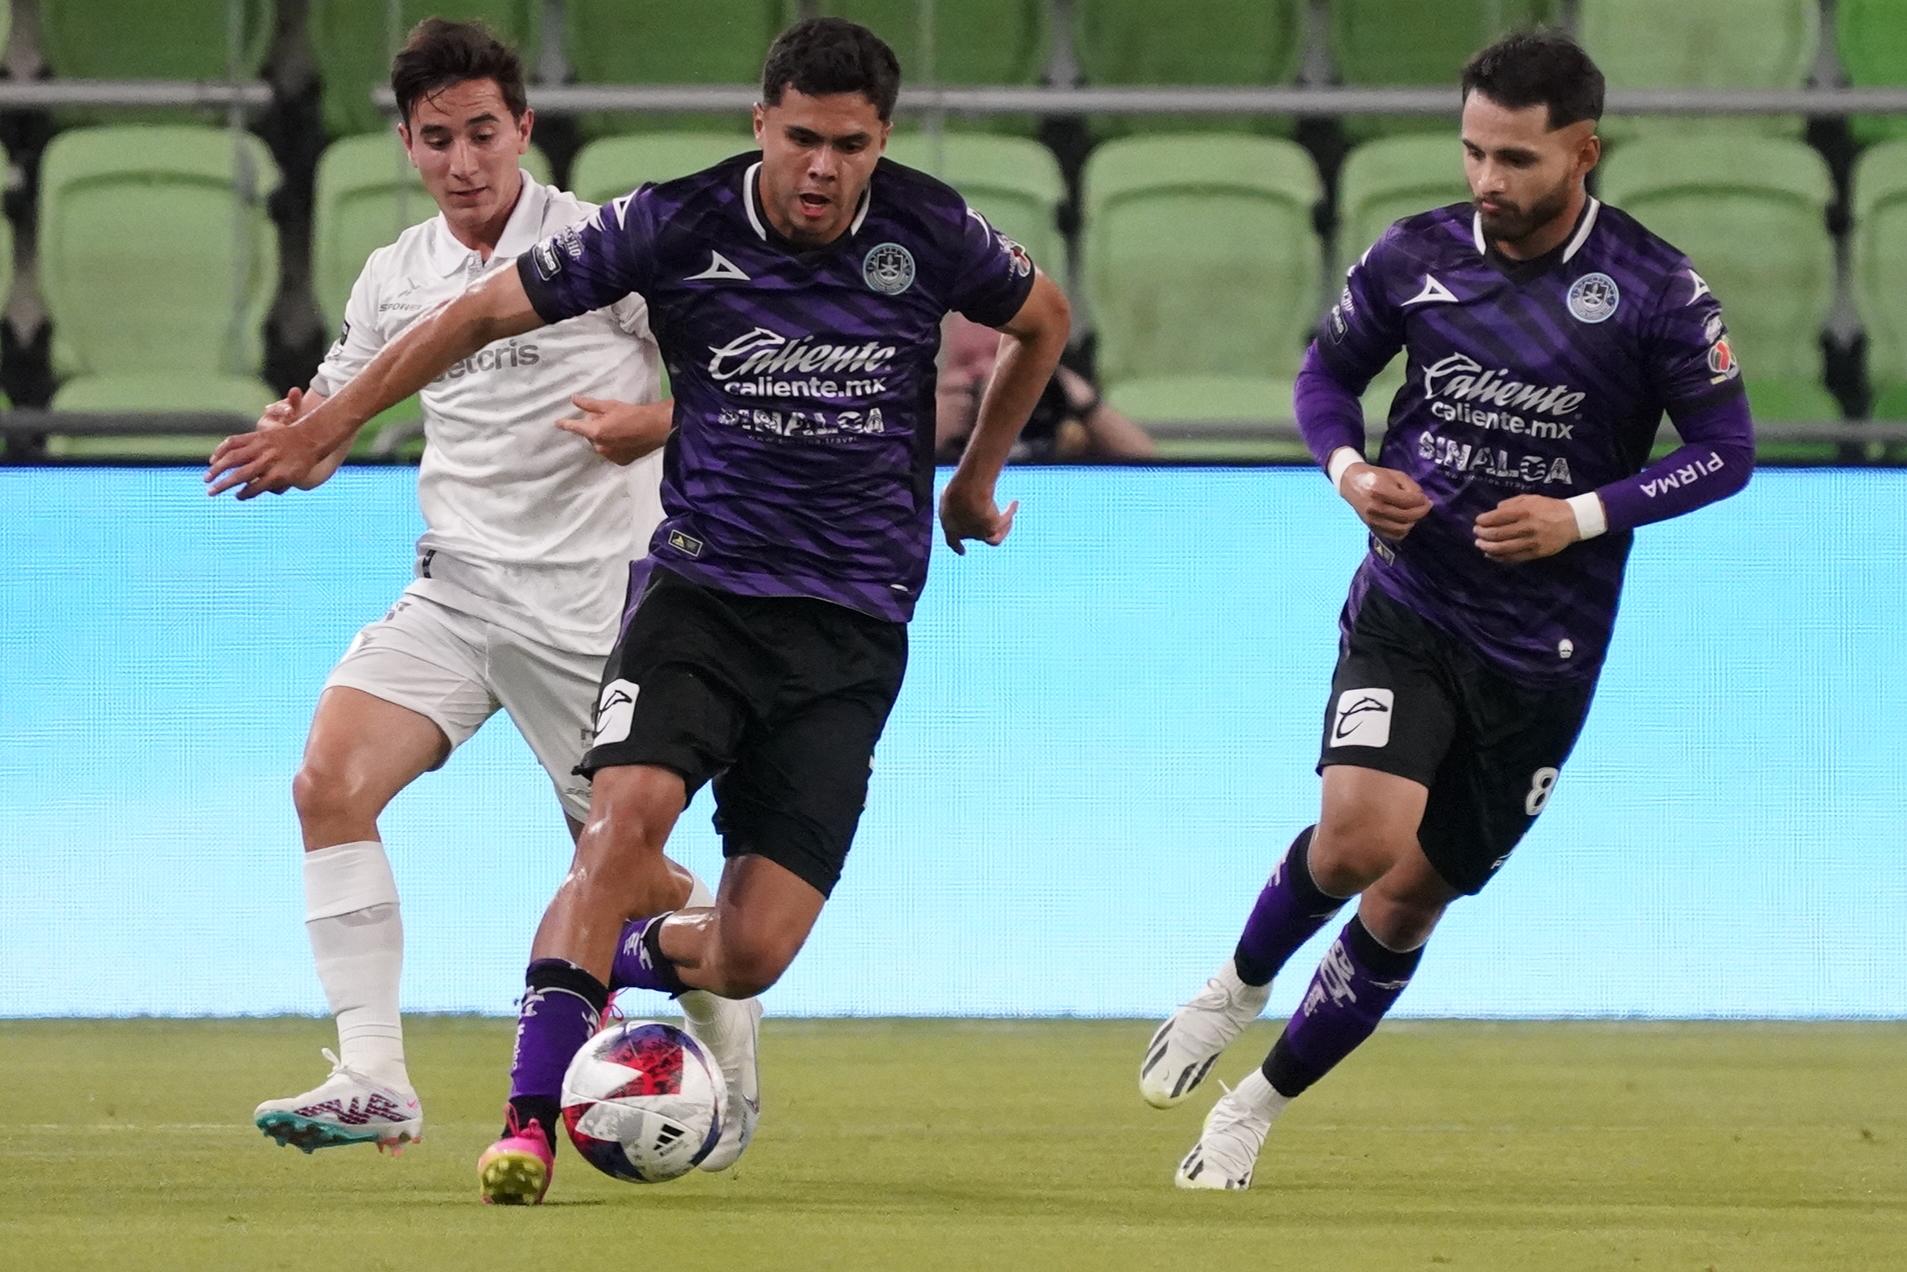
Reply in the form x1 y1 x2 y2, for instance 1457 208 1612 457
477 1109 555 1205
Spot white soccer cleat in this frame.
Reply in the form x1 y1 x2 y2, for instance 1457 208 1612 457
685 995 762 1172
1139 961 1271 1108
1174 1075 1283 1191
253 1049 423 1154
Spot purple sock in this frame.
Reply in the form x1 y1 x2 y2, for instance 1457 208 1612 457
1262 915 1423 1098
608 913 689 995
1232 827 1346 986
505 958 607 1147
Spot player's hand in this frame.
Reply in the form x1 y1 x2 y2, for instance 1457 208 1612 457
205 414 334 500
255 386 308 431
939 477 1018 556
555 395 673 465
1474 494 1579 563
1340 462 1432 539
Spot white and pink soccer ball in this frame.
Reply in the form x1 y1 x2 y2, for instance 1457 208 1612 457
561 1020 727 1183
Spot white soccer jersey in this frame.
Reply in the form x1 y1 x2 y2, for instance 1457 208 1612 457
310 171 665 649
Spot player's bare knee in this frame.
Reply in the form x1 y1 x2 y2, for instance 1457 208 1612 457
290 761 378 837
1359 882 1450 951
714 928 796 998
1310 817 1414 897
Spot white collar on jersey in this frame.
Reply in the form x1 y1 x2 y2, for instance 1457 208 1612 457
741 159 874 243
1471 196 1602 263
426 169 548 275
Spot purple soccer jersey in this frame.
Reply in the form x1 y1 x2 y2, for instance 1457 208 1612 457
1305 197 1754 683
517 153 1037 623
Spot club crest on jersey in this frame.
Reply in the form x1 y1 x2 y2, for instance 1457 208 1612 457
1566 272 1620 324
863 242 916 295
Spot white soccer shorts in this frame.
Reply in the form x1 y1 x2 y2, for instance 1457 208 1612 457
323 591 603 820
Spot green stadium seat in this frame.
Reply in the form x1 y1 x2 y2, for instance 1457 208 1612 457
812 1 1046 132
44 372 274 459
1851 141 1907 425
39 0 273 123
1598 137 1837 457
1837 0 1907 145
564 1 783 138
40 126 280 390
884 133 1066 284
309 0 536 139
0 207 13 317
312 132 551 328
1335 136 1471 277
568 132 754 208
1330 0 1560 138
813 1 1045 86
1073 0 1304 135
1083 134 1322 459
1579 0 1820 137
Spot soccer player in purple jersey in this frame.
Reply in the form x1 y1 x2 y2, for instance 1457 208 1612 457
1139 30 1755 1190
207 17 1070 1204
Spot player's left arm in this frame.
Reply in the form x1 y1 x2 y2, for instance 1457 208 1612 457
1476 270 1755 563
554 293 676 465
940 269 1071 553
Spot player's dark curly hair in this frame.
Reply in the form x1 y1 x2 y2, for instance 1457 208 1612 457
1461 29 1604 129
391 18 528 125
761 18 902 121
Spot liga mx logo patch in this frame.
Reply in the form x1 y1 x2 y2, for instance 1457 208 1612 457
862 242 916 295
1566 272 1620 324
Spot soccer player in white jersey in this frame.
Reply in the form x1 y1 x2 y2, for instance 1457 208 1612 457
244 20 755 1159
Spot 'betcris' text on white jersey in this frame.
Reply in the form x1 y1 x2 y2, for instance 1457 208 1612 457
310 171 665 649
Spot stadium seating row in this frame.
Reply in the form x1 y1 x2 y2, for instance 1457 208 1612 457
25 124 1907 461
26 1 1907 140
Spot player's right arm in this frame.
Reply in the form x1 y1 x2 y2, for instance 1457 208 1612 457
208 190 655 500
206 268 546 498
1296 228 1430 539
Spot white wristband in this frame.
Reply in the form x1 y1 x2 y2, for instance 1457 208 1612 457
1326 446 1363 493
1566 491 1608 541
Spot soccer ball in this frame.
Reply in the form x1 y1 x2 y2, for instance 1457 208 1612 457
561 1020 727 1183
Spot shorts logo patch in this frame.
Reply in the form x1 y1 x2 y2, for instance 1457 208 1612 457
666 529 704 558
593 678 639 747
1330 687 1394 748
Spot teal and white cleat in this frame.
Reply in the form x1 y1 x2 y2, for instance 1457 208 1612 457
253 1049 423 1154
1140 962 1271 1109
687 996 762 1172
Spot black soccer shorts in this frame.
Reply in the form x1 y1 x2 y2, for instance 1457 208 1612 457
579 564 908 898
1317 584 1597 894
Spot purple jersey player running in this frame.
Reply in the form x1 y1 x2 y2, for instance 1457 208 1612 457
1140 30 1754 1190
207 18 1070 1204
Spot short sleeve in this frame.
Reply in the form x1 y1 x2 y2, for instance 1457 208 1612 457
1312 225 1408 388
307 259 385 397
949 205 1037 328
517 188 656 325
1645 261 1745 412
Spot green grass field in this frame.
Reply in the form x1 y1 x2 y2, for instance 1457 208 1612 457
3 1019 1903 1271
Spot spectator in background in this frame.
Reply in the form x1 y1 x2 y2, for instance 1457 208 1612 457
936 313 1156 462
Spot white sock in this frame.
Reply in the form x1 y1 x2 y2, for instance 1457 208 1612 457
304 841 408 1087
676 870 728 1025
1232 1067 1293 1119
